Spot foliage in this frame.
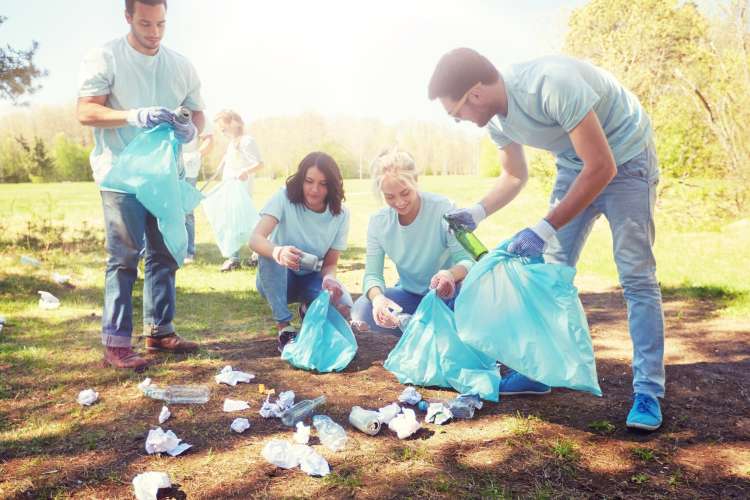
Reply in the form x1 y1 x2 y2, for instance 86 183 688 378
0 16 47 103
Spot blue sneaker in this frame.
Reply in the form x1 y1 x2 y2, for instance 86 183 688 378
626 393 662 431
499 371 551 395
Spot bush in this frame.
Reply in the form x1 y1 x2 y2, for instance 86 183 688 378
51 133 92 181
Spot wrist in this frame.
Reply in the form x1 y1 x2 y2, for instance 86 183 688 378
126 108 143 127
531 218 557 242
272 246 282 263
469 203 487 224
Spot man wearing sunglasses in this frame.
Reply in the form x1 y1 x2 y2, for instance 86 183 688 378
429 48 664 432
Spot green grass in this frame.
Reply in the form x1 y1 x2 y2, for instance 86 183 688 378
632 447 656 462
551 438 580 462
1 176 748 318
588 419 616 434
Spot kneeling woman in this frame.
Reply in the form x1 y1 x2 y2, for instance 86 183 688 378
351 149 474 334
250 152 352 352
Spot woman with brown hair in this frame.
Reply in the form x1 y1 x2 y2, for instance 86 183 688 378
250 152 352 353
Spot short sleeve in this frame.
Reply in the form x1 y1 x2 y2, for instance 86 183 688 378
181 61 205 111
78 47 113 97
541 68 600 132
260 188 287 222
331 207 350 251
487 120 513 150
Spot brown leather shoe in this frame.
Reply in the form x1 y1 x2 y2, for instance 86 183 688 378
103 346 149 371
145 333 198 353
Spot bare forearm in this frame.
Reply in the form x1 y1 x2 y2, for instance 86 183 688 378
545 162 615 229
249 233 276 259
448 264 468 283
77 101 129 128
479 170 527 215
192 111 205 134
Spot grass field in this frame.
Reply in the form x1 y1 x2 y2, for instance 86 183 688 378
0 177 748 499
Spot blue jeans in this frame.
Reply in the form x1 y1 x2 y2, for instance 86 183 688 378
544 144 665 399
101 191 178 347
185 177 197 257
350 286 457 335
256 256 323 323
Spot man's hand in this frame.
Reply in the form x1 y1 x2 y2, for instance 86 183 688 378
371 294 402 329
507 219 557 257
127 107 175 129
429 270 457 299
272 245 302 271
322 275 344 303
173 119 196 144
444 203 486 231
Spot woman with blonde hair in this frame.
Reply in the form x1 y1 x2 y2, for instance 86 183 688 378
213 109 264 271
350 149 475 334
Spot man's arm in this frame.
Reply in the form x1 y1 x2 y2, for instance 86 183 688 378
544 110 616 229
191 110 205 134
479 141 529 215
77 95 129 128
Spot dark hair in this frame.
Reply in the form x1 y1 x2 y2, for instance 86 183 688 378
126 0 167 15
286 152 345 216
428 47 500 101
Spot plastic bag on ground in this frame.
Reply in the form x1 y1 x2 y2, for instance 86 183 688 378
293 421 311 444
383 290 500 401
158 406 171 424
38 291 60 310
100 125 204 265
231 418 250 433
201 179 260 258
455 240 602 396
215 365 255 386
426 403 453 425
398 387 422 405
377 403 401 424
312 415 348 452
132 471 171 500
281 291 358 373
261 440 299 469
223 399 250 412
388 408 421 439
293 444 330 477
144 428 191 456
77 389 98 406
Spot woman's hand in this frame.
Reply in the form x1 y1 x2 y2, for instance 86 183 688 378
430 270 456 299
272 245 302 271
371 294 402 329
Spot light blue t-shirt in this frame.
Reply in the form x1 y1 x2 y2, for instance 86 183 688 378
78 36 205 184
261 188 350 275
363 191 475 296
488 55 652 170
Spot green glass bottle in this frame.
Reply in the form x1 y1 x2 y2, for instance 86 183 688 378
444 215 488 261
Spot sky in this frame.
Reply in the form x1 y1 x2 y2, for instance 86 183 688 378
0 0 588 124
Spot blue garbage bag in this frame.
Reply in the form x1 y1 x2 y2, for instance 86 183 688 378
455 240 602 396
100 124 203 265
281 290 358 373
383 290 501 401
201 179 260 258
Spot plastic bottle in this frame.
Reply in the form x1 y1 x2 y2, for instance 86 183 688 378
280 395 327 427
142 384 210 404
396 313 412 331
443 215 488 261
20 255 41 267
312 415 348 451
348 406 382 435
174 106 192 124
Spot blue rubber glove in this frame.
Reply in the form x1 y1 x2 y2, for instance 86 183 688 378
127 106 175 129
507 219 557 257
444 203 486 231
172 119 197 144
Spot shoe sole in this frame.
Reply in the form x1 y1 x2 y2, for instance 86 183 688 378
145 346 198 353
499 389 552 396
626 421 661 431
100 359 149 372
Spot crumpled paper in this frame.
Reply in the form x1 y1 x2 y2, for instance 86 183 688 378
377 403 401 424
77 389 98 406
261 440 330 477
38 291 60 309
388 408 421 439
215 365 255 386
132 471 171 500
398 387 422 405
145 427 192 456
223 399 250 412
138 378 153 391
259 390 295 418
426 402 453 425
293 421 310 444
158 406 171 424
51 272 71 285
231 418 250 433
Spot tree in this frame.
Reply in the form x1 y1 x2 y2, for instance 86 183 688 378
0 16 47 103
51 133 92 181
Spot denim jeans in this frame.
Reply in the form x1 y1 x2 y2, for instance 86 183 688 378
185 177 197 257
350 286 457 335
544 144 665 399
256 255 325 323
101 191 178 347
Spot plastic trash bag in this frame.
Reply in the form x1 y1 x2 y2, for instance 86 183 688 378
201 179 260 258
100 124 203 265
455 240 602 396
281 291 358 373
383 290 500 401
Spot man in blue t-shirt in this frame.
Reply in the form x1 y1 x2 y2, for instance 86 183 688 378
77 0 205 370
429 48 664 431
